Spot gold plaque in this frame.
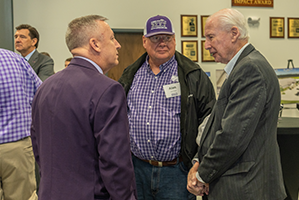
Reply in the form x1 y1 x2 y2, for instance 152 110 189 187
201 15 209 38
181 41 198 62
288 18 299 38
201 41 215 62
270 17 284 38
181 15 198 37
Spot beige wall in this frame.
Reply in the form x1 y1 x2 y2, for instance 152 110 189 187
13 0 299 117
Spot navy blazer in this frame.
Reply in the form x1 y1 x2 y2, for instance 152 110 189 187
197 44 286 200
31 57 137 200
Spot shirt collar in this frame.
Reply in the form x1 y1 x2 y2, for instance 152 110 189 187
74 56 103 74
224 43 249 77
145 54 176 73
25 49 36 61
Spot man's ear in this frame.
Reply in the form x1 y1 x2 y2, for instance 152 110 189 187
31 38 37 47
90 38 101 53
231 26 240 42
142 36 147 49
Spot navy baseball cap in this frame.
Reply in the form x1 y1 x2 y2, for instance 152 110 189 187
144 15 175 37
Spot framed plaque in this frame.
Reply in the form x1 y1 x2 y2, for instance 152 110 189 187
232 0 273 7
201 40 215 62
201 15 209 38
181 15 198 37
181 40 198 62
288 18 299 38
270 17 284 38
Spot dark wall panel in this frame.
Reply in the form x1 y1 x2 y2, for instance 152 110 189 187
0 0 14 51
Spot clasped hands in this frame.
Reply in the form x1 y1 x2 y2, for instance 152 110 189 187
187 161 209 196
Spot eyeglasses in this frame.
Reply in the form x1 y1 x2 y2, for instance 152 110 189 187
149 35 173 43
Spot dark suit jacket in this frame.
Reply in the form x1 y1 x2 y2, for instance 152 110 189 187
28 50 54 81
197 44 286 200
31 57 137 200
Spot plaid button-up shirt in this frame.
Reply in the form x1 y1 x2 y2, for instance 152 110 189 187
127 55 181 161
0 49 42 144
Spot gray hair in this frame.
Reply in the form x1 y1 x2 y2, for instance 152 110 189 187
65 15 108 51
207 8 249 40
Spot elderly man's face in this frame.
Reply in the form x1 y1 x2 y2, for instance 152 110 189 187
143 34 176 65
204 20 235 64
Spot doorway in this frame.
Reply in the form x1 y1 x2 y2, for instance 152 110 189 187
108 31 146 81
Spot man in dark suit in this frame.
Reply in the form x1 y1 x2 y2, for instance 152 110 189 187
30 15 137 200
187 8 286 200
15 24 54 81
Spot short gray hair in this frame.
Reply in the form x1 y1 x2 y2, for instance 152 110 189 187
207 8 249 40
65 15 108 51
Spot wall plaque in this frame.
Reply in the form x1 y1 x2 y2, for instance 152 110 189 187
201 41 215 62
288 18 299 38
181 40 198 62
201 15 209 38
270 17 284 38
181 15 198 37
232 0 273 7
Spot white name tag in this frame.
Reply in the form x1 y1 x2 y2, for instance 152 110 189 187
163 82 181 98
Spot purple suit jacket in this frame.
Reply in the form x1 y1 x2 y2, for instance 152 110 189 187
31 57 137 200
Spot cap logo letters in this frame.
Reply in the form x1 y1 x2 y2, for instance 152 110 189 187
151 19 167 30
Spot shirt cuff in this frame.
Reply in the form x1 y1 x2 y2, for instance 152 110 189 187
192 158 199 165
196 172 205 184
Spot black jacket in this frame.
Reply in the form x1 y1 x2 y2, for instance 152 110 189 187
119 51 215 169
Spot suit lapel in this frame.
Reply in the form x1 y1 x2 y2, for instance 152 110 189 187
28 50 39 70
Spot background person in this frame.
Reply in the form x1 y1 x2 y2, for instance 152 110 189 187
187 8 286 200
0 48 41 200
30 15 137 200
64 57 72 68
119 15 215 200
15 24 55 81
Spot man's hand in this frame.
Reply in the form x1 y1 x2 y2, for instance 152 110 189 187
187 162 209 196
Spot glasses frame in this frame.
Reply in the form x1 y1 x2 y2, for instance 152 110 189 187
148 35 174 43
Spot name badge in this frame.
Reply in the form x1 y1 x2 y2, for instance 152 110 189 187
163 82 181 98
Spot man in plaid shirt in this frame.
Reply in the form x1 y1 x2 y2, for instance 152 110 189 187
0 48 41 200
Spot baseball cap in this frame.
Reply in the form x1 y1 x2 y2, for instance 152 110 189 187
144 15 175 37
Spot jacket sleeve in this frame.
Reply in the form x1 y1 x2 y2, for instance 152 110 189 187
196 70 216 125
93 82 137 200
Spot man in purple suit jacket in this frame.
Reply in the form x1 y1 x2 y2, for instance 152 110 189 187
31 15 137 200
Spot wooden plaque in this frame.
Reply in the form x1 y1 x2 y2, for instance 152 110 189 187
270 17 284 38
181 15 198 37
288 18 299 38
181 40 198 62
232 0 273 7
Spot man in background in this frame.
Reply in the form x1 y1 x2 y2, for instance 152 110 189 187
15 24 55 81
31 15 137 200
187 8 286 200
0 48 41 200
64 57 72 68
119 15 215 200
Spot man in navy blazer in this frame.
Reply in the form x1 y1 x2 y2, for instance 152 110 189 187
31 15 137 200
187 9 286 200
15 24 54 81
